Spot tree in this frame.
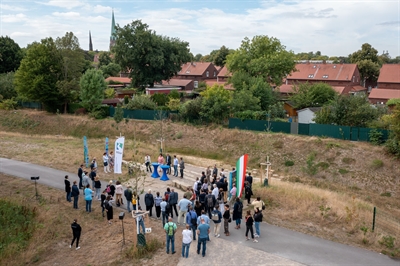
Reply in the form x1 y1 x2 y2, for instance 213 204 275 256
114 20 191 91
55 32 86 113
200 84 232 123
208 45 233 67
230 89 261 113
179 97 203 122
0 72 17 99
98 51 112 67
14 38 63 112
79 69 106 112
349 43 381 86
114 104 124 124
194 53 202 61
125 94 156 110
314 94 386 127
100 63 121 78
0 36 23 73
226 36 296 87
289 83 337 109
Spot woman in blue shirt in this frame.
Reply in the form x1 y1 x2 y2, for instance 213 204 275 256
84 184 93 212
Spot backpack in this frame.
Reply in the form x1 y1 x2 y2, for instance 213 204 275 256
132 197 137 205
106 185 111 193
167 223 175 236
207 195 214 208
237 202 243 213
103 200 110 210
190 212 197 227
211 211 219 222
197 181 202 192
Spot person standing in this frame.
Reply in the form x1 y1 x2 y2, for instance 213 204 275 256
186 206 197 241
166 153 172 174
182 224 192 258
136 206 146 234
101 190 107 217
177 195 191 225
179 157 185 178
229 183 237 206
205 190 216 219
70 219 81 250
222 179 228 203
89 168 96 189
206 167 211 180
145 154 152 172
168 188 179 218
124 186 133 213
197 218 210 257
144 189 155 217
158 153 165 165
109 151 114 172
160 197 168 226
254 207 263 238
223 204 231 236
211 205 222 238
246 172 253 188
71 181 79 209
252 197 264 212
173 155 179 177
164 217 177 254
233 197 243 229
115 181 123 207
64 175 71 202
84 184 93 212
77 164 83 189
245 210 258 242
103 152 110 173
244 181 253 205
154 192 162 219
108 180 116 197
104 195 113 224
94 176 101 200
81 171 90 194
212 165 218 177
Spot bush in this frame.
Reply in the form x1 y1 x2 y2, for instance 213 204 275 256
342 157 356 164
379 235 395 249
89 105 109 119
126 94 156 110
284 160 294 167
151 93 168 106
338 168 349 174
317 162 330 170
68 103 83 114
114 104 124 124
371 159 383 169
369 129 384 145
0 98 18 110
175 131 183 139
385 138 400 157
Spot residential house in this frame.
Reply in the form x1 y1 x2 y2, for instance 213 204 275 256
297 107 321 124
105 77 131 88
145 85 182 95
175 62 219 88
286 63 362 95
368 89 400 104
377 64 400 90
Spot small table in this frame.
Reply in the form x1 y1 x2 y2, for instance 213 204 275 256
151 163 160 178
160 165 170 181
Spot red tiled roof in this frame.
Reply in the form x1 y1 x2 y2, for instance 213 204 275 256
178 62 213 76
369 88 400 100
377 64 400 84
205 80 233 90
332 86 346 94
105 77 131 83
277 84 295 94
161 79 192 86
217 66 231 78
102 98 122 104
351 85 367 92
287 63 358 81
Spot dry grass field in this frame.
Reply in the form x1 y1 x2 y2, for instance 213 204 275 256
0 109 399 259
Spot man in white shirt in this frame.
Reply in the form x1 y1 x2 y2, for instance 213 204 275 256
212 184 219 199
177 195 191 225
173 155 179 177
182 224 193 258
229 183 237 206
145 155 151 172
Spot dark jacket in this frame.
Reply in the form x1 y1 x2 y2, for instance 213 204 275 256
144 193 154 207
168 191 178 205
245 215 254 227
223 209 230 220
78 167 83 179
222 181 228 192
89 171 96 181
244 185 253 198
71 222 81 235
71 184 79 197
246 175 253 185
166 155 172 165
65 179 71 193
205 194 216 208
232 201 243 220
124 189 133 201
94 180 101 189
254 211 263 222
199 192 206 204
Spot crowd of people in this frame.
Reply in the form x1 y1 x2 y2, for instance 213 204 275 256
65 155 265 258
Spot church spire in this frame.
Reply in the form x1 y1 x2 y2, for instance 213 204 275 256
110 9 116 51
89 31 93 51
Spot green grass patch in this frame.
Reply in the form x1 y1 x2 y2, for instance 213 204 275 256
342 157 356 164
338 168 349 174
0 199 37 261
380 192 391 197
371 159 383 169
316 162 330 170
326 142 341 149
124 238 163 261
284 160 295 167
168 146 225 161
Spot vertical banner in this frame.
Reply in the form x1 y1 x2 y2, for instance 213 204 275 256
105 137 109 156
83 136 89 168
236 154 248 198
114 137 125 174
228 170 236 199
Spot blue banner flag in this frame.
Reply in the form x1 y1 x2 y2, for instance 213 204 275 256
83 136 89 168
105 137 109 156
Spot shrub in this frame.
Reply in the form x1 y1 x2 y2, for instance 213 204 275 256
371 159 383 169
316 162 330 170
175 131 183 139
369 129 384 145
338 168 349 174
284 160 294 167
0 98 18 110
68 102 83 114
342 157 356 164
124 238 163 260
114 104 124 124
126 94 156 110
303 152 318 176
124 95 129 105
380 192 391 197
379 235 395 249
151 93 168 106
385 138 400 157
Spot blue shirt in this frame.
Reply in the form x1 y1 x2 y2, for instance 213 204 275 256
84 188 93 201
186 210 198 226
160 201 167 212
178 198 191 212
197 214 210 225
197 223 210 239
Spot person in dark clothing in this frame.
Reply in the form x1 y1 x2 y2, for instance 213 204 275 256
194 200 203 217
166 154 172 174
200 172 206 184
198 189 206 210
109 181 116 197
245 210 257 242
89 169 97 190
71 180 80 209
222 179 228 203
212 165 218 177
64 175 71 202
101 190 107 217
205 191 216 219
233 198 243 229
223 204 231 236
104 195 113 224
244 181 253 204
144 189 155 217
124 186 133 213
179 158 185 178
78 164 83 189
246 172 253 188
70 219 82 250
168 189 179 218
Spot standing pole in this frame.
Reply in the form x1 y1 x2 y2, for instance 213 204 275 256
372 206 376 232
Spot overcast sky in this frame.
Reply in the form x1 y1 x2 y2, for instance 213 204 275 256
1 0 399 57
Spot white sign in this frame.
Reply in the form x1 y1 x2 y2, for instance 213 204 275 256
114 137 125 174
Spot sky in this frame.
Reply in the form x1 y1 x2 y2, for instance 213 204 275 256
1 0 399 57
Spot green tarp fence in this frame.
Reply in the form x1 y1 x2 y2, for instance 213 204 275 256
109 106 171 120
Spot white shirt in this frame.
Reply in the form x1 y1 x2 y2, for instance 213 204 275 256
145 156 150 163
230 187 237 197
182 229 192 244
193 181 199 191
212 187 219 199
103 155 108 163
173 158 179 166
